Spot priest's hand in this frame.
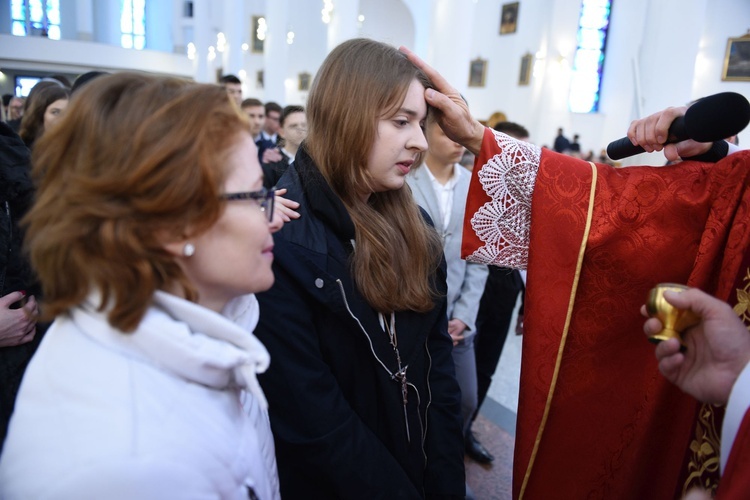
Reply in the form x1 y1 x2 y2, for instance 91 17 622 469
399 47 485 155
627 106 713 162
642 287 750 405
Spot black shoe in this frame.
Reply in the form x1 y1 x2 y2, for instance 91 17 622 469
465 431 494 464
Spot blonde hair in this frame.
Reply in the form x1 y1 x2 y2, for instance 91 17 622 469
306 38 443 313
25 73 249 331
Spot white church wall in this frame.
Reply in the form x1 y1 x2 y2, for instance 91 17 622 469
463 0 749 165
0 0 747 157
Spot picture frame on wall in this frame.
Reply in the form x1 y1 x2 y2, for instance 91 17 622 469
500 2 519 35
519 53 533 86
251 15 264 53
298 72 311 91
722 33 750 81
468 58 487 88
256 70 264 89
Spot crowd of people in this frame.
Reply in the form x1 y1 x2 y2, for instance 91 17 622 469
0 37 747 500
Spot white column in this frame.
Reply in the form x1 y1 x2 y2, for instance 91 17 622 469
92 1 121 46
426 0 475 95
71 0 93 41
192 0 212 83
327 0 359 51
222 0 244 78
263 0 289 104
402 0 432 58
146 0 172 52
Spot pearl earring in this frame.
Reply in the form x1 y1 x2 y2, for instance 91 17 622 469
183 243 195 257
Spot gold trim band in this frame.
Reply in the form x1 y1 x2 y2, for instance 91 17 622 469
519 161 598 499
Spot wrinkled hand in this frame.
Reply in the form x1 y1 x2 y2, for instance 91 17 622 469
262 148 283 164
399 46 485 155
627 106 712 162
641 287 750 405
447 318 467 346
0 292 38 347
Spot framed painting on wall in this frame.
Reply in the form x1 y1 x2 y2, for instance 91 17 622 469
298 72 311 91
468 58 487 87
518 52 533 85
500 2 519 35
251 16 265 53
723 33 750 81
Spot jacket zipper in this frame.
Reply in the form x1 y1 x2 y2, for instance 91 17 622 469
335 279 425 455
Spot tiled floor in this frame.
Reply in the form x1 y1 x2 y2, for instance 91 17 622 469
466 299 523 500
465 414 514 500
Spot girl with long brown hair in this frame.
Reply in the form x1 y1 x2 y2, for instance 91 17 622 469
254 38 465 499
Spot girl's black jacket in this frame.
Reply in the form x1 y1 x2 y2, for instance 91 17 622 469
255 145 466 499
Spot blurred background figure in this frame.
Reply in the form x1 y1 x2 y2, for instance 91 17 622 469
261 101 282 145
553 127 570 153
18 82 70 149
261 104 307 189
4 97 25 133
219 74 243 107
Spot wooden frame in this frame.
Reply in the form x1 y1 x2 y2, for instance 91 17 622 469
519 52 533 86
722 33 750 81
298 72 311 91
468 58 487 88
500 2 519 35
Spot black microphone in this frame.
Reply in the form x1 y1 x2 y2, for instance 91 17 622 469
606 92 750 160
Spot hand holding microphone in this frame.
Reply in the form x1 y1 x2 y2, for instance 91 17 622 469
607 92 750 161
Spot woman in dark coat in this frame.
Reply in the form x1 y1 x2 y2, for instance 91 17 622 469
254 38 465 499
0 122 41 447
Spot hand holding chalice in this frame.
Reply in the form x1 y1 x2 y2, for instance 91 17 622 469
646 283 701 350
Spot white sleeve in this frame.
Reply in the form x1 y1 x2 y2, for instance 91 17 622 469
721 360 750 473
727 142 742 156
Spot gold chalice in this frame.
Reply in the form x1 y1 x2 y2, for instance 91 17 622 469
646 283 701 350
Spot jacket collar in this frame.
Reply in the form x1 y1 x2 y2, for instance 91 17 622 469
72 291 271 408
294 144 357 244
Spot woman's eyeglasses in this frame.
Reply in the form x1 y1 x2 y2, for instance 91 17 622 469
220 188 275 222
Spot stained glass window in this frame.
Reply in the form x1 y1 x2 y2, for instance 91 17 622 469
121 0 146 50
10 0 61 40
568 0 612 113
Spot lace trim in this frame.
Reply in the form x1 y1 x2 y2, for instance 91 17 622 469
467 130 541 269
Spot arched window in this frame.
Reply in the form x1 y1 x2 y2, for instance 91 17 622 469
11 0 61 40
568 0 612 113
121 0 146 49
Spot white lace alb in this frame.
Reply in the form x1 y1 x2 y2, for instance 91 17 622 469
466 130 541 269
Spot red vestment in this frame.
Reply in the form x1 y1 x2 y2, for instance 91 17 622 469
463 128 750 499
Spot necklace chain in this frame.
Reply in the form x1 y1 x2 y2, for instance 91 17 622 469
382 312 410 443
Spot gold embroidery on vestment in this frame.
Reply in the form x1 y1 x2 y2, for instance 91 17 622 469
683 404 720 495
